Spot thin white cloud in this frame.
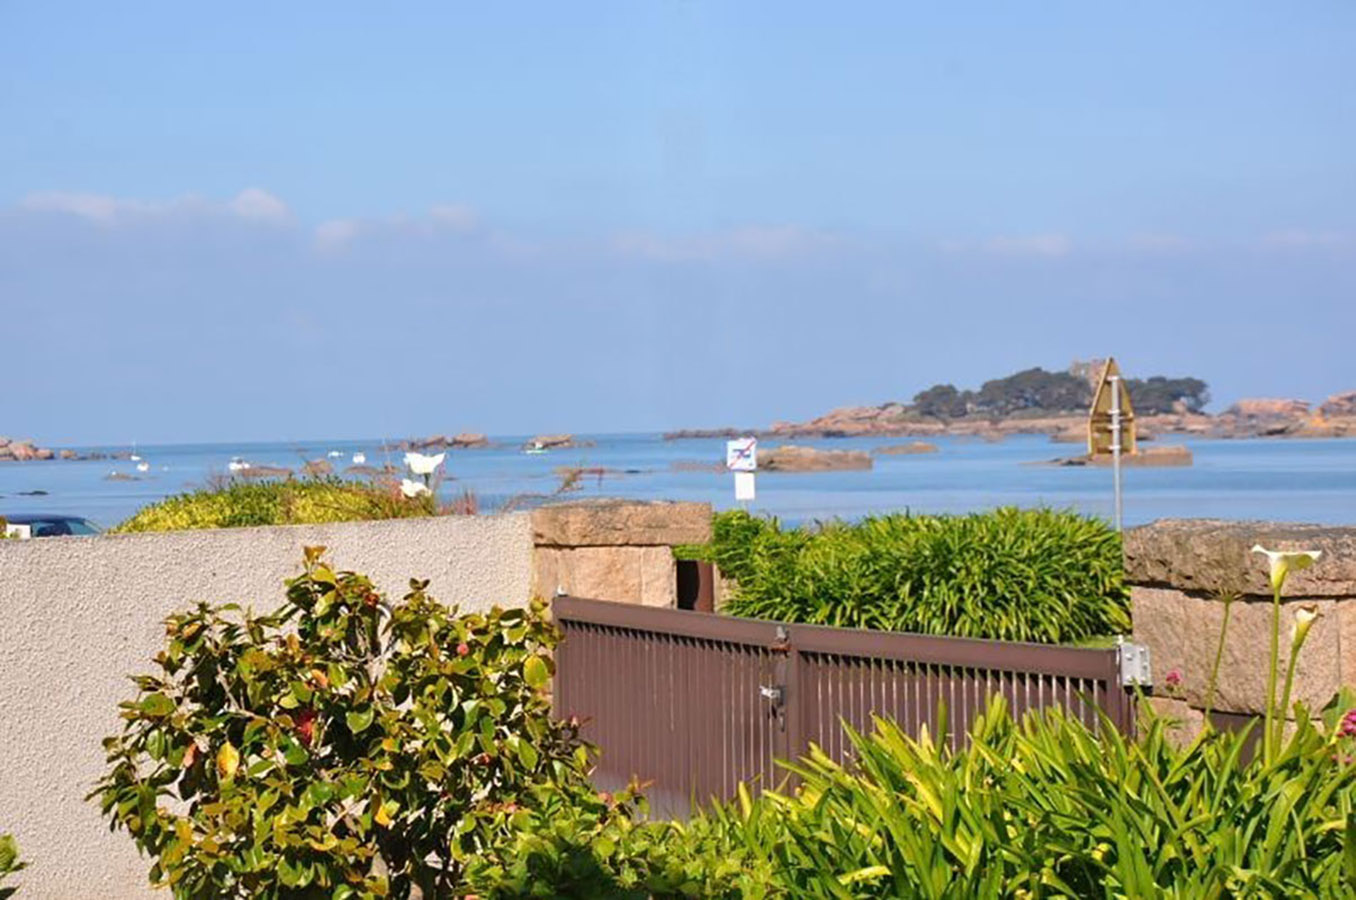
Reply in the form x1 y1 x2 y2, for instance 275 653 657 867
21 191 151 223
20 188 289 226
1127 234 1193 253
612 225 838 262
227 188 289 223
429 204 479 233
982 234 1072 257
1260 230 1353 250
313 218 361 251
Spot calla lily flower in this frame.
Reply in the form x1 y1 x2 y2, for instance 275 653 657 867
400 479 431 498
1251 545 1323 593
404 451 445 476
1291 603 1320 647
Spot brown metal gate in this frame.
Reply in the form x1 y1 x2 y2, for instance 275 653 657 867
553 596 1141 818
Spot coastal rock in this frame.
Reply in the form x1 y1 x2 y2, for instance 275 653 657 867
303 459 333 476
1226 398 1311 420
0 436 79 461
663 428 742 440
761 445 873 472
874 441 939 455
104 471 141 482
525 434 595 450
1051 445 1192 468
450 432 489 448
1320 391 1356 418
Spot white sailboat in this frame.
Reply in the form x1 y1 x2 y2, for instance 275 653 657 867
352 452 367 465
228 457 251 473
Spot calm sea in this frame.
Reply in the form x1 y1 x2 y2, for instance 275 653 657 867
2 434 1354 530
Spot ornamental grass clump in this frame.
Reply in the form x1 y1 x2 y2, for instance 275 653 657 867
93 548 591 899
112 477 441 533
714 508 1129 643
671 698 1356 898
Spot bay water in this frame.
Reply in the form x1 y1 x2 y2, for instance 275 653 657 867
2 434 1354 531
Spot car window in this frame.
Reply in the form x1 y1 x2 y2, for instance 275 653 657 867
33 520 73 537
66 519 100 535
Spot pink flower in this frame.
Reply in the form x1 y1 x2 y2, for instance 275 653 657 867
1339 709 1356 739
1165 669 1182 688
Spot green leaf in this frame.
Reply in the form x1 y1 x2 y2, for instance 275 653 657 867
523 655 549 689
346 708 375 734
140 693 176 717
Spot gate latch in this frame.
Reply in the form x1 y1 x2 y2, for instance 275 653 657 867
1116 638 1152 687
759 684 785 706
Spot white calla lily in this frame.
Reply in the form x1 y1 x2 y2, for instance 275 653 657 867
404 452 446 476
1290 603 1320 647
400 478 432 498
1251 545 1322 593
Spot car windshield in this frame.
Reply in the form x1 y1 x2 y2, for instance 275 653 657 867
23 518 100 537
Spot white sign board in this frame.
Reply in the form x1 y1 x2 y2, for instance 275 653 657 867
734 471 756 502
725 437 757 472
4 523 31 540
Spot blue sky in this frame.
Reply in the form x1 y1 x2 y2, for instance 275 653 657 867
3 2 1353 443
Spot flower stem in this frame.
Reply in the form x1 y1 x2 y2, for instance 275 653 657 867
1203 594 1234 725
1264 585 1282 764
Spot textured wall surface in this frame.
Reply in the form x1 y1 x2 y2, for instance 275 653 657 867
1127 519 1356 743
0 513 531 899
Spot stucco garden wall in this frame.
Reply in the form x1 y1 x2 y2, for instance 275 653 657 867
0 513 532 899
1127 519 1356 737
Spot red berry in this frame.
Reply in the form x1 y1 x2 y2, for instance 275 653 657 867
296 708 318 746
456 643 470 657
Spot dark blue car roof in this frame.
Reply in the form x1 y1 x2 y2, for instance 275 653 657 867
2 513 96 524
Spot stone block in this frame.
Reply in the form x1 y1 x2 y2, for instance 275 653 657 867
531 500 712 547
1135 585 1342 716
535 546 677 608
1124 519 1356 598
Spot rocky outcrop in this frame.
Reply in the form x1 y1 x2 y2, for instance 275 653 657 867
1226 398 1312 420
0 436 81 462
525 434 595 450
385 432 492 451
1320 391 1356 418
663 428 742 440
302 459 334 477
1049 445 1193 467
874 441 939 455
761 445 873 472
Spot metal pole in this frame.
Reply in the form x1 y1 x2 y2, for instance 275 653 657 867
1109 374 1123 532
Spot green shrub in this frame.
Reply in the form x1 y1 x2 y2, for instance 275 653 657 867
673 699 1356 898
93 549 590 898
112 478 436 534
0 834 24 899
713 508 1130 643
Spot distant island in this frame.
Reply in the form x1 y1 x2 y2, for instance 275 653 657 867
666 361 1356 442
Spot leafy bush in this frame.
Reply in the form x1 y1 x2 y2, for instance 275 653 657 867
112 477 438 533
713 508 1129 643
672 700 1356 898
93 549 590 898
0 834 24 899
